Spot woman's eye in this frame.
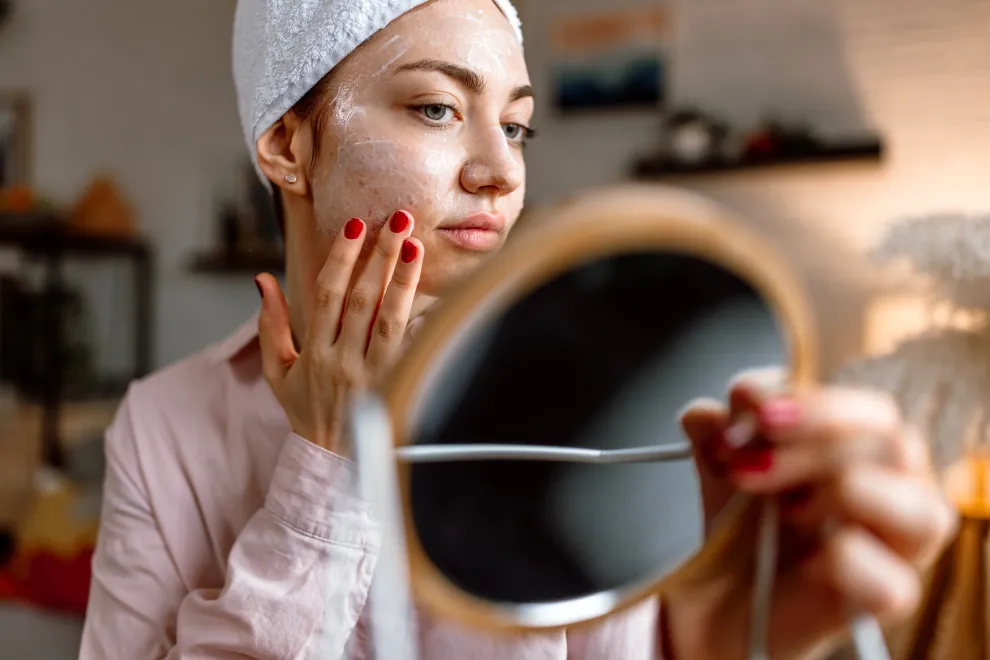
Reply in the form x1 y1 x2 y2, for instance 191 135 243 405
420 104 454 123
502 122 534 143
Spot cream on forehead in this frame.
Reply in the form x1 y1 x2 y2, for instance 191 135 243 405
457 21 514 78
424 9 517 78
375 35 410 74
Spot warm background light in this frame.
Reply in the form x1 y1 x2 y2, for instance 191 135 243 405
943 451 990 520
863 294 932 356
863 293 985 357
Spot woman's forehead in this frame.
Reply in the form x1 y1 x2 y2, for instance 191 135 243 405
398 0 519 36
357 0 526 83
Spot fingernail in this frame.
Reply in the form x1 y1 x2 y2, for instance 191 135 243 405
254 277 264 299
730 445 774 474
401 239 418 263
723 414 758 449
344 217 364 240
759 398 803 430
390 209 412 234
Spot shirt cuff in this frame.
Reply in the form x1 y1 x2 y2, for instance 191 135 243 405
265 432 379 548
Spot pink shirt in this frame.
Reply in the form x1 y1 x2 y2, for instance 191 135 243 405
79 317 663 659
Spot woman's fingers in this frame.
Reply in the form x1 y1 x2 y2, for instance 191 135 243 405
306 216 368 349
365 237 424 375
730 432 902 493
337 209 414 354
256 273 297 388
678 399 738 530
801 527 922 620
727 387 915 493
783 464 958 565
679 398 726 437
760 387 902 450
680 398 729 475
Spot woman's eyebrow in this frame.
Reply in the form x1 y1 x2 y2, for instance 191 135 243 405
395 59 487 94
394 58 535 103
509 84 534 102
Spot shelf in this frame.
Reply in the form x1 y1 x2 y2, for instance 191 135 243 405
632 139 884 179
189 249 285 274
0 211 149 257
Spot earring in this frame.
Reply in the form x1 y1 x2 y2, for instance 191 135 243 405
285 173 298 184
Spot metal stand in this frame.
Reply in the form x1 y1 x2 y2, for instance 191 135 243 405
747 501 891 660
348 394 419 660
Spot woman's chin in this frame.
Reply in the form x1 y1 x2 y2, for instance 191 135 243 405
417 254 494 298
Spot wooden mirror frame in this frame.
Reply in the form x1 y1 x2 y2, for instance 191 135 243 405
380 183 820 633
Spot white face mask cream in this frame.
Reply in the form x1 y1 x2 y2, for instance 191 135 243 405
302 0 533 293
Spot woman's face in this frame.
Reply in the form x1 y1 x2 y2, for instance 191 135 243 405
302 0 532 296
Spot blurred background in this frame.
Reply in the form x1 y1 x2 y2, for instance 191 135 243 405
1 0 989 656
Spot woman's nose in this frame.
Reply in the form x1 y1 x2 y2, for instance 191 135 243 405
459 126 524 196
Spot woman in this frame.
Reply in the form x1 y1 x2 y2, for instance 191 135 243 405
80 0 955 658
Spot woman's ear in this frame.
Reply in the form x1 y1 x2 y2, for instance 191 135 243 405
256 111 313 196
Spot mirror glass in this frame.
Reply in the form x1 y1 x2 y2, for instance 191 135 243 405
406 249 788 606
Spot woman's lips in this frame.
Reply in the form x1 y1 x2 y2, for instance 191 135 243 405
437 212 505 251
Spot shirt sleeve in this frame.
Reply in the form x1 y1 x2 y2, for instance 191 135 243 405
79 394 380 659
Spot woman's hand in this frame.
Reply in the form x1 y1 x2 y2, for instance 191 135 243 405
254 210 423 455
669 374 958 660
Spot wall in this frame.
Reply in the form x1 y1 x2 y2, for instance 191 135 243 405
0 0 256 373
519 0 990 375
5 0 988 372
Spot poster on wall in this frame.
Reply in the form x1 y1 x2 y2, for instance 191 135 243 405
550 6 669 114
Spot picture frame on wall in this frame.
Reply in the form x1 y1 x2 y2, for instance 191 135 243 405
550 7 670 115
0 92 31 187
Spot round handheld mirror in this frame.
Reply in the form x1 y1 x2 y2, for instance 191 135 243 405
368 184 819 639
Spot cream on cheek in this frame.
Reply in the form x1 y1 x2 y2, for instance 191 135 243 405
311 115 467 233
308 36 468 233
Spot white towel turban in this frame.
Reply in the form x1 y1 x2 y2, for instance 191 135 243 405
232 0 523 182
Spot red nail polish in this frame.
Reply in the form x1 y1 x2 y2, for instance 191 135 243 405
759 399 803 430
254 277 264 298
401 239 418 264
731 446 774 474
390 209 412 233
344 217 364 240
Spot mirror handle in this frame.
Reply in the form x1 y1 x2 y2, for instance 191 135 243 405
849 614 892 660
819 518 892 660
349 394 420 660
747 502 892 660
748 499 779 660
